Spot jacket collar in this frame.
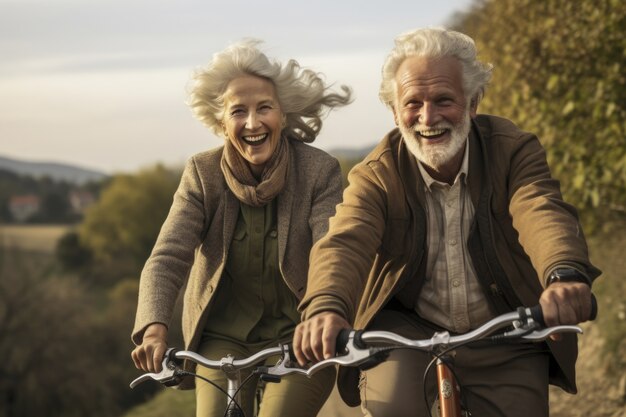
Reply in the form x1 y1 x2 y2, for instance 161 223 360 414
468 116 488 209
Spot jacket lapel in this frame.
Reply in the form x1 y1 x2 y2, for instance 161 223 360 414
222 190 239 261
277 171 294 266
468 117 486 209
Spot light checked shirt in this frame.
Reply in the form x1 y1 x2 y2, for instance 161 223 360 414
415 141 495 332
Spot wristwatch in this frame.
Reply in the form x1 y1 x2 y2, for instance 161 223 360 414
546 268 591 287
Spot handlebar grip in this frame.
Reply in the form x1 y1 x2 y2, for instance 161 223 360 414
529 293 598 327
336 329 367 354
590 293 598 321
336 329 352 354
528 304 545 327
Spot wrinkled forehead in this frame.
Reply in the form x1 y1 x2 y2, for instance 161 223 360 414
394 56 465 97
222 75 279 106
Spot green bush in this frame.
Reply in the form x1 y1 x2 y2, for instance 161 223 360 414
453 0 626 232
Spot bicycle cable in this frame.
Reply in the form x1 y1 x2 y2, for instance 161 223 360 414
221 371 260 417
177 370 247 417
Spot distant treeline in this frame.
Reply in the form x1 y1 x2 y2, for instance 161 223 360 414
0 168 105 224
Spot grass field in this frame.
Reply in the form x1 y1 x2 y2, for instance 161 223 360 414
0 224 73 253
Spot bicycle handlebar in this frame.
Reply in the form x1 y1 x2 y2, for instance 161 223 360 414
130 301 596 388
267 304 586 379
129 345 286 389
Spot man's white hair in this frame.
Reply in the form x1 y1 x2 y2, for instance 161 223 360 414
379 27 493 108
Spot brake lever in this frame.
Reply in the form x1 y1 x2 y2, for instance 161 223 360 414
129 347 182 388
521 325 583 341
265 331 383 378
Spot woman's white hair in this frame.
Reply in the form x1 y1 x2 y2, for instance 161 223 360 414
188 39 352 143
379 27 493 108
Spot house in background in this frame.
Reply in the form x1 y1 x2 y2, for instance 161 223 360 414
68 190 95 215
9 194 41 222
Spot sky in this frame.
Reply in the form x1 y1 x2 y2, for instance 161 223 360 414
0 0 474 174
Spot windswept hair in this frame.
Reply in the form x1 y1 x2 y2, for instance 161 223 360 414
379 27 493 108
187 39 352 143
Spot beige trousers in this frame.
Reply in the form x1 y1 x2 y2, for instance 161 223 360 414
195 338 335 417
359 309 550 417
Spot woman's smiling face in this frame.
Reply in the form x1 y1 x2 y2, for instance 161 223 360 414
222 75 283 177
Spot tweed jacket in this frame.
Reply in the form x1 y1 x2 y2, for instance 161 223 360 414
132 139 342 359
300 115 601 405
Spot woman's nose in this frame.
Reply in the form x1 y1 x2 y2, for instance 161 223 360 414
246 112 261 129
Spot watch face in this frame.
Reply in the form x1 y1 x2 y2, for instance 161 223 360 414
550 269 589 285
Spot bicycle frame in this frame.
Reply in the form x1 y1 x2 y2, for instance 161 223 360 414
436 353 463 417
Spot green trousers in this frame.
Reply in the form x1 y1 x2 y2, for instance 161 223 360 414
195 338 336 417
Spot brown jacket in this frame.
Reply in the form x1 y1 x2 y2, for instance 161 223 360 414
132 139 342 377
300 115 600 405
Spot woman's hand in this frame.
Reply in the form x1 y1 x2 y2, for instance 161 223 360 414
131 323 168 373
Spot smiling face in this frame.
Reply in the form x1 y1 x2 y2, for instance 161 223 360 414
222 75 283 177
392 56 476 182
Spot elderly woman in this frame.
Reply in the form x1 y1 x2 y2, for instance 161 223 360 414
131 40 352 417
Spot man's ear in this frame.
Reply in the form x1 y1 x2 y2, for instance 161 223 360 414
469 97 478 117
392 106 399 126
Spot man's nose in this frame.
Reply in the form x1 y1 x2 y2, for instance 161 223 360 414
419 103 439 126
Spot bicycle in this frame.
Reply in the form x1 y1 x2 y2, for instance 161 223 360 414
130 301 596 417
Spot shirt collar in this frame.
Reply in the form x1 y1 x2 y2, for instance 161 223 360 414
417 138 470 191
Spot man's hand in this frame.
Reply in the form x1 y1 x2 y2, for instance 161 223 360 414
131 323 168 373
293 312 351 367
539 282 593 341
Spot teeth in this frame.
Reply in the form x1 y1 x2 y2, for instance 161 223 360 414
243 133 267 142
418 129 446 137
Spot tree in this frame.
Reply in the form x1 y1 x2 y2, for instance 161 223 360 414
0 248 114 417
55 231 92 270
78 164 181 279
453 0 626 231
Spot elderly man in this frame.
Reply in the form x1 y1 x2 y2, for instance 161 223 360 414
293 28 600 417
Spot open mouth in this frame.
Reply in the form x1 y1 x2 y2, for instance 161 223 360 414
417 128 448 140
241 133 268 146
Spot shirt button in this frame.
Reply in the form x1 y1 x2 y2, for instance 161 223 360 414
452 280 461 287
449 239 457 246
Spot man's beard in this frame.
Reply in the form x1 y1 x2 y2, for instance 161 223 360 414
399 111 471 170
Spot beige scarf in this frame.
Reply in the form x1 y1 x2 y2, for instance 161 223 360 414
220 136 290 207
